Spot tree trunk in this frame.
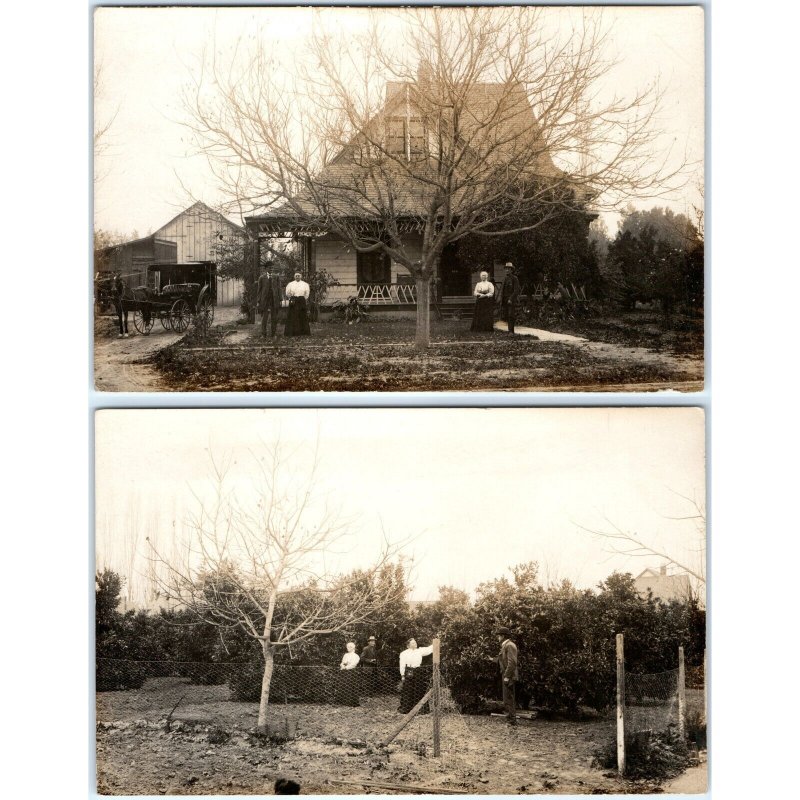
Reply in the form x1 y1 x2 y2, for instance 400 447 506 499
257 643 275 733
415 276 431 350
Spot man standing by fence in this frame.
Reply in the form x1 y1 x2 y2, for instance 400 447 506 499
497 626 519 726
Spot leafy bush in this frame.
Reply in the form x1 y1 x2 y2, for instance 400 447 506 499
433 565 704 714
593 726 690 780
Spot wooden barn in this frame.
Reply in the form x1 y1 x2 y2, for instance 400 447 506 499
153 201 246 307
94 234 177 287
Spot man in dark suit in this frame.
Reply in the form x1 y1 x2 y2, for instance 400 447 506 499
360 635 379 695
257 262 282 338
500 262 522 334
497 626 519 725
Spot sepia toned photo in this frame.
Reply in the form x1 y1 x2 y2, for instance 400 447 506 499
93 5 704 392
95 408 707 794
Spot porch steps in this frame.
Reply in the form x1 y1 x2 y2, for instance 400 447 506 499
436 296 478 320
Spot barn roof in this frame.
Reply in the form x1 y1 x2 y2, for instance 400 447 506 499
155 201 245 236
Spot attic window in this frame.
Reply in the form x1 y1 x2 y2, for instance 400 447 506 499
386 117 425 159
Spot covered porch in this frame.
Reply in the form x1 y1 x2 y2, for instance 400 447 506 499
245 214 503 308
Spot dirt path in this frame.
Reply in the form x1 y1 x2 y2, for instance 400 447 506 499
661 760 708 794
94 307 242 392
495 320 704 390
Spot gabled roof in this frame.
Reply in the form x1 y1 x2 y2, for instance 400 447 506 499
155 201 245 235
633 569 693 603
248 78 572 227
96 234 177 255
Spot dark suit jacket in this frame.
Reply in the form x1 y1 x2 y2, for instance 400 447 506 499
257 273 282 312
501 274 521 304
498 639 519 682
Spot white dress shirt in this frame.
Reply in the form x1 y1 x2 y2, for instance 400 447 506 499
340 651 360 670
285 280 310 299
399 645 434 676
474 280 495 297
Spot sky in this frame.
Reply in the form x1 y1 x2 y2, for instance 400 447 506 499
93 5 705 238
95 408 706 605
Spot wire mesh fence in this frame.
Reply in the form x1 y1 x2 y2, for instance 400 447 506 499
96 656 485 781
625 668 680 740
98 657 430 709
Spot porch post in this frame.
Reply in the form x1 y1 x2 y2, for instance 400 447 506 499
251 224 260 324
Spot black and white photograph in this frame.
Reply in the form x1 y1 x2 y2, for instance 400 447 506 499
95 407 706 794
93 5 704 392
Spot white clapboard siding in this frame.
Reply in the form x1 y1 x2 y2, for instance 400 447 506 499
314 236 358 283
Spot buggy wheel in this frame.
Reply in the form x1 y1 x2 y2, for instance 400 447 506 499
170 299 191 333
133 309 154 335
195 299 214 329
160 312 171 331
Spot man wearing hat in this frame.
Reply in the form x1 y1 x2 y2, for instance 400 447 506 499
496 626 519 725
360 635 379 695
500 262 522 334
257 261 283 338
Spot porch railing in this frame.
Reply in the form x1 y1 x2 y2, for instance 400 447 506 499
325 283 418 305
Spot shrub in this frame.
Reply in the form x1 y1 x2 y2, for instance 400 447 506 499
593 726 690 781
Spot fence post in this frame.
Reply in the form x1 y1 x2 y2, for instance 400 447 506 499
432 637 441 758
677 645 686 739
616 633 626 776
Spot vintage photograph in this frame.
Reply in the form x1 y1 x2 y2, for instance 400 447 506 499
95 408 707 794
94 5 704 392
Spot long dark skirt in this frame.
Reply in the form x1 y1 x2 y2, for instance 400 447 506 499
285 297 311 336
335 668 360 706
399 666 431 714
470 295 495 332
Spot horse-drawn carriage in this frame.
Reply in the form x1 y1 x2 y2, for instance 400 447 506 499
95 262 216 335
126 282 214 334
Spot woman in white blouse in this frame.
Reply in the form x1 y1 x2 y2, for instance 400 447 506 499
284 271 311 336
470 271 496 332
398 638 434 713
336 641 360 706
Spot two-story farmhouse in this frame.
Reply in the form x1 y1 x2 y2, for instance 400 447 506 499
245 73 591 310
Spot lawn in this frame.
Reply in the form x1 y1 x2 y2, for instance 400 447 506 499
151 315 703 392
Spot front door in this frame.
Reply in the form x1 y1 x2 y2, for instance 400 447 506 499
439 243 470 297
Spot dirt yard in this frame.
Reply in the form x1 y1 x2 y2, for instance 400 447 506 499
150 316 703 393
95 678 677 795
93 306 243 392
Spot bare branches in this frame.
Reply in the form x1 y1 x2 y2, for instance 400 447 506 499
576 493 706 595
147 443 406 650
181 7 692 347
184 8 687 250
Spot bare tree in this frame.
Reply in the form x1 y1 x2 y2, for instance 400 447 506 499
148 441 405 732
578 492 706 600
183 7 688 348
94 60 119 186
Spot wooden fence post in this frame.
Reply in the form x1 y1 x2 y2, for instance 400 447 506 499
677 645 686 739
432 638 441 757
381 689 433 747
616 633 626 776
